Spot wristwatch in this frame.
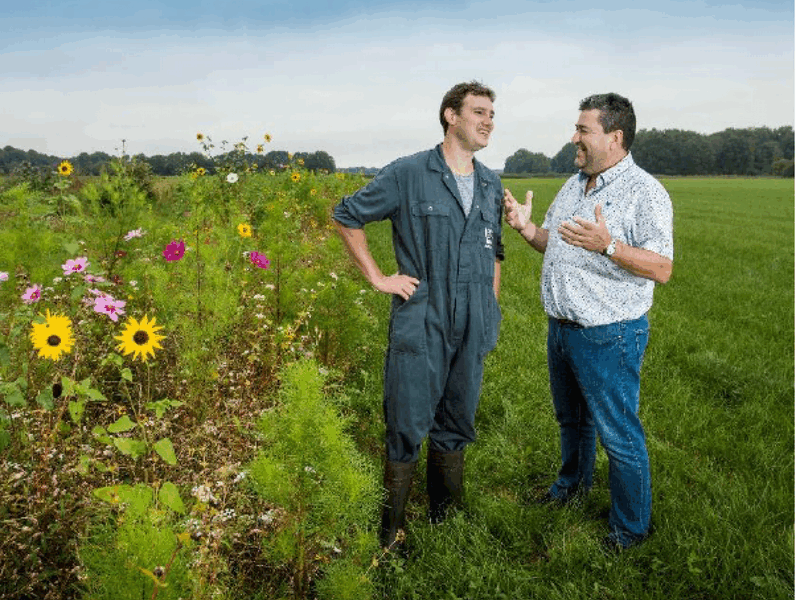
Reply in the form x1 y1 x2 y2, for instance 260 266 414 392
603 238 617 257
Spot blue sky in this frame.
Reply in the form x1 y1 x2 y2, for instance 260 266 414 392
1 0 792 169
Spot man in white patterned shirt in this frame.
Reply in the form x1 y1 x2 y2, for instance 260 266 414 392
504 93 673 550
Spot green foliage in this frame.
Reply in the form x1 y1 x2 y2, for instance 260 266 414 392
503 148 551 174
249 360 380 599
82 484 191 600
2 132 791 599
521 125 795 176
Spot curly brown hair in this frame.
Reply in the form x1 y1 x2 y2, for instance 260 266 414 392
439 81 496 134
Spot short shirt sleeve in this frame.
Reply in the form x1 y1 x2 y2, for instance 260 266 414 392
631 179 674 260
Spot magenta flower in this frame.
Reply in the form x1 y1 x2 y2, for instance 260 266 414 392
163 239 186 262
250 251 271 269
124 228 145 241
84 274 106 283
22 284 42 304
0 272 8 283
93 296 126 322
62 256 89 275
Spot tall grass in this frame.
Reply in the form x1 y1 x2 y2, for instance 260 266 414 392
369 177 794 599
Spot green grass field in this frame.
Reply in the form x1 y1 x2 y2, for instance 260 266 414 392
361 177 794 599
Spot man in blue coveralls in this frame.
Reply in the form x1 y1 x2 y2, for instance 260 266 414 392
333 81 504 551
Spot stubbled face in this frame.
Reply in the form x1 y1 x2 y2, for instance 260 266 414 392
571 108 618 175
447 94 495 151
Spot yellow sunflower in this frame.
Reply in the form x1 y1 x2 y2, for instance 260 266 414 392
291 172 301 183
196 167 206 176
30 310 74 361
264 133 272 143
115 315 165 363
237 223 253 238
197 132 204 141
58 160 74 177
256 144 264 153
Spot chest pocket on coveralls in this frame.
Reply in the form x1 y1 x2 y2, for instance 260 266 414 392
411 201 451 252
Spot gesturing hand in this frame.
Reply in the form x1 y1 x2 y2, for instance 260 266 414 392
558 204 612 253
374 273 420 300
503 188 533 231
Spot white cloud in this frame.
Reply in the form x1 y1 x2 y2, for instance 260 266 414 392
0 3 792 169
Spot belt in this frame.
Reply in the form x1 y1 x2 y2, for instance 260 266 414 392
553 317 583 329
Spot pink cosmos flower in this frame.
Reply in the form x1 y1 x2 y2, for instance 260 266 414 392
62 256 89 275
124 228 145 241
250 251 271 270
163 239 186 262
83 288 109 307
22 284 42 304
0 272 8 282
93 296 126 322
84 274 106 283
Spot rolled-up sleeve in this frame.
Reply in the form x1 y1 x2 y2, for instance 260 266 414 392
333 165 400 229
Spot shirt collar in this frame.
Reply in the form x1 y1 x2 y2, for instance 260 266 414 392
578 152 635 189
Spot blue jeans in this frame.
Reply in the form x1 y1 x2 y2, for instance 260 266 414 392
547 315 651 547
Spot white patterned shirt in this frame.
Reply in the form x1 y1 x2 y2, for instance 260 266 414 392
541 153 673 327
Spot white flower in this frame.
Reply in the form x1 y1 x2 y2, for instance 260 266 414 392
0 272 8 282
226 173 239 184
191 484 218 504
258 510 276 526
124 228 145 241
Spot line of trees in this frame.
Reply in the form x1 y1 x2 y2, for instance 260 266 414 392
0 147 336 177
505 126 794 177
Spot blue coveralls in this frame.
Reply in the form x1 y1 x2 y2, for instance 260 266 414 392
333 145 504 463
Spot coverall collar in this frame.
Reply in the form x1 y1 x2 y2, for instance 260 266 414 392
428 143 491 179
429 144 491 215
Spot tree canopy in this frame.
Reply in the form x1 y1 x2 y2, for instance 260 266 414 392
504 126 794 176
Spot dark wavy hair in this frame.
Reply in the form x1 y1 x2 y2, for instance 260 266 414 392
439 81 496 134
579 93 636 151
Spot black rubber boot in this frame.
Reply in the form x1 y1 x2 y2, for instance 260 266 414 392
380 460 416 551
427 446 464 524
